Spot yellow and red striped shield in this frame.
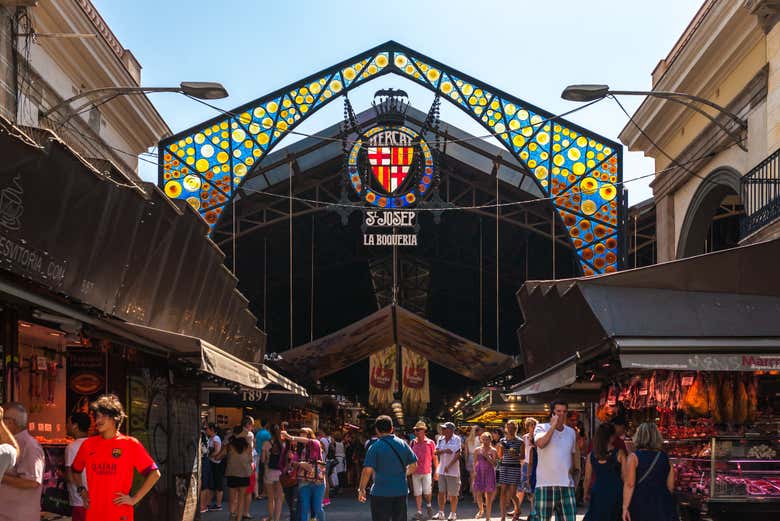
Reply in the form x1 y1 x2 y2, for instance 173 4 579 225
367 146 414 193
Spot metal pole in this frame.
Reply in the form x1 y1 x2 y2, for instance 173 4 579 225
310 214 315 342
289 162 293 349
495 172 500 352
263 238 268 331
552 206 557 279
634 214 638 268
393 225 398 310
479 217 483 345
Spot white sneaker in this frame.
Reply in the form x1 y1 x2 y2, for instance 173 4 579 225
447 513 457 520
432 512 445 520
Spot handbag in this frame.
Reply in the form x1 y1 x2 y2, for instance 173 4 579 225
296 440 327 482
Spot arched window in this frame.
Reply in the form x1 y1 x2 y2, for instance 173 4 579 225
677 167 743 259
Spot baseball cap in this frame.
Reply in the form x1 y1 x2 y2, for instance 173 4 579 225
442 422 456 430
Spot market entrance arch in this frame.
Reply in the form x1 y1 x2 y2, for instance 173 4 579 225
159 41 624 276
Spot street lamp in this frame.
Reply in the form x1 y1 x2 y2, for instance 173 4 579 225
561 84 747 151
41 81 228 120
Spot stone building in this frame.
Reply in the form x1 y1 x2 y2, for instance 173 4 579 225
0 0 168 177
620 0 780 260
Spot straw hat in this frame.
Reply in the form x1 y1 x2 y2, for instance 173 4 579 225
413 421 428 431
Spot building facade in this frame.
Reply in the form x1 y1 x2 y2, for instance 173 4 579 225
620 0 780 260
0 0 168 178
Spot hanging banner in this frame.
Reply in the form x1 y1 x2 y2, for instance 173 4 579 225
369 346 396 409
66 346 106 434
402 346 429 417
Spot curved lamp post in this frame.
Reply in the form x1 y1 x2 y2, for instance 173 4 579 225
561 84 747 151
42 81 228 121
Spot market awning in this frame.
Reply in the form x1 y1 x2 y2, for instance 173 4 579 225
107 320 271 390
274 305 516 381
516 238 780 384
260 365 309 396
509 357 578 395
0 118 267 365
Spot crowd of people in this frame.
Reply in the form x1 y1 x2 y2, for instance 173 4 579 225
200 418 375 521
357 400 678 521
200 400 680 521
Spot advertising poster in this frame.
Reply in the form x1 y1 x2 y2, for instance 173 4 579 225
369 346 396 409
66 347 106 433
402 346 429 416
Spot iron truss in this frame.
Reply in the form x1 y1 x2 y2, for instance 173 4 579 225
158 41 624 275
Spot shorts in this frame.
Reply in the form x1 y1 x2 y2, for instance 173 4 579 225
412 473 432 496
534 486 576 521
203 459 225 491
201 458 212 491
226 476 251 488
438 474 460 497
264 468 282 484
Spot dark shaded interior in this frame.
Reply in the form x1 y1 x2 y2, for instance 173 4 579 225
216 107 578 408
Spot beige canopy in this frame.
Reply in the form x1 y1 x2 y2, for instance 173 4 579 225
274 305 516 382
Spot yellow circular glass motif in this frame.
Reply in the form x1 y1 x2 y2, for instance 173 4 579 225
581 200 597 215
580 177 598 194
195 159 209 173
186 197 200 210
599 183 617 201
164 180 182 198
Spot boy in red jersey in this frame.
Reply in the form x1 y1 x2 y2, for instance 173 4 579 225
71 394 161 521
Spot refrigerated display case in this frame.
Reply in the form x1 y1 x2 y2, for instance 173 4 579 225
669 435 780 520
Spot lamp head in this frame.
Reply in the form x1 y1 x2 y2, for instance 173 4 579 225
179 81 229 100
561 84 610 102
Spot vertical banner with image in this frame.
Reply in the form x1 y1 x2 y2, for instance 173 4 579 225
66 347 106 433
402 346 429 417
369 346 396 409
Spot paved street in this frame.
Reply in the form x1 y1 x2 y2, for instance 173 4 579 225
202 495 587 520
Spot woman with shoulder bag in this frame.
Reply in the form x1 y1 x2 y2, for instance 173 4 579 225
622 423 678 521
280 437 300 521
283 427 327 521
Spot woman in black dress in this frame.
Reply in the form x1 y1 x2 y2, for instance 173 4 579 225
584 423 626 521
622 423 678 521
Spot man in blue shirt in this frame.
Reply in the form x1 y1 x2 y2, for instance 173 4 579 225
254 419 271 498
358 415 418 521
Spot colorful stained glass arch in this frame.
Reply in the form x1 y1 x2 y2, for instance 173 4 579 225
159 41 623 275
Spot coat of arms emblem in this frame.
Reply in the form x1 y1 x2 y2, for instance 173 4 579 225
345 89 435 208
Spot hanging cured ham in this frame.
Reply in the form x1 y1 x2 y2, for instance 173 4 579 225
682 373 709 417
734 376 748 425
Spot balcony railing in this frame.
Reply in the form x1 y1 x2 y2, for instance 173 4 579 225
741 147 780 238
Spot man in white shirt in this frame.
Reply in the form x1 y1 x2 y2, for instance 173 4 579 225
200 423 225 512
432 422 461 520
0 407 18 482
533 400 579 521
0 402 45 521
65 413 90 521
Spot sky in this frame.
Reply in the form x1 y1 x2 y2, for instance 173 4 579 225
93 0 703 205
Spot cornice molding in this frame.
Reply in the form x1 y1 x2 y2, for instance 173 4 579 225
31 1 170 149
74 0 127 71
744 0 780 32
620 2 762 153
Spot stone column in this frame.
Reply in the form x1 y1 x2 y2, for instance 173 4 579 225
654 194 676 262
747 0 780 152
